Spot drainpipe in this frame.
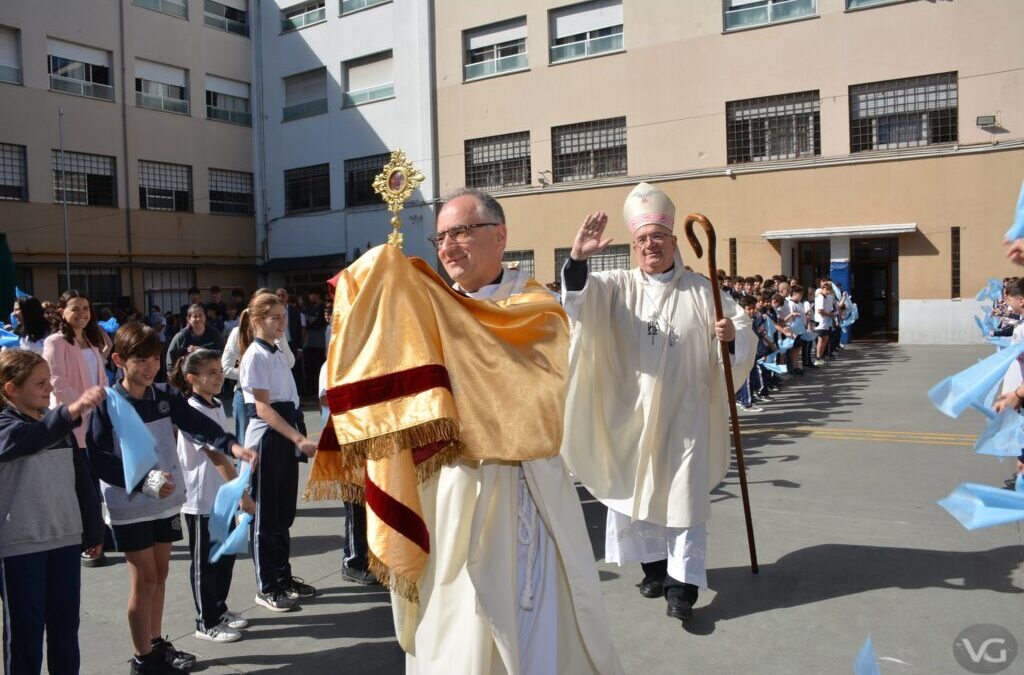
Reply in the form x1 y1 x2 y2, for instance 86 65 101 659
118 0 135 300
426 0 440 271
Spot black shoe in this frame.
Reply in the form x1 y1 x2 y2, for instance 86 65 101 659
665 584 698 622
151 638 195 671
342 564 380 586
130 651 186 675
81 551 109 568
638 575 664 599
282 576 317 599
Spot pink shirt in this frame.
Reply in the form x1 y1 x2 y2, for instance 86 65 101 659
42 332 109 448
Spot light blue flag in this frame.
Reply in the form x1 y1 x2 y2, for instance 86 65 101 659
841 304 859 329
762 361 788 375
104 387 159 491
0 328 18 348
14 287 29 299
1017 473 1023 493
938 483 1024 530
764 316 777 341
98 317 119 334
1003 179 1024 241
976 278 1003 303
7 313 16 329
777 336 796 353
855 637 882 675
986 336 1012 349
974 407 1024 455
209 461 252 544
210 512 252 563
928 343 1024 418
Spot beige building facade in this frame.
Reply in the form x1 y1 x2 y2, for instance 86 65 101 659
434 0 1024 343
0 0 257 315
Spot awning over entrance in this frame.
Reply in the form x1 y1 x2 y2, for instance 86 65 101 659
761 223 917 240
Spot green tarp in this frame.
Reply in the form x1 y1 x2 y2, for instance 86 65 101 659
0 234 14 323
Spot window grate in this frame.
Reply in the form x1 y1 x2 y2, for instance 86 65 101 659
554 244 630 275
950 226 960 299
51 150 117 207
58 266 122 308
344 153 389 207
0 143 28 201
209 168 253 215
465 132 531 189
144 267 197 317
285 163 330 214
502 250 535 279
729 238 738 276
551 117 626 183
139 160 192 211
850 72 957 152
726 90 820 164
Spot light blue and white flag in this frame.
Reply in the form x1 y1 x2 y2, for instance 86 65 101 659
1003 179 1024 241
976 278 1003 303
210 512 252 563
104 387 159 491
928 343 1024 418
0 327 18 348
974 407 1024 455
14 287 29 299
855 637 882 675
210 461 252 545
98 317 119 334
938 482 1024 530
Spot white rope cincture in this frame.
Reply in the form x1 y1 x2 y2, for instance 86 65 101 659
517 473 539 611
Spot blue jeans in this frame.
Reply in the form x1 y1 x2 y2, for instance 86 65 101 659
233 387 248 441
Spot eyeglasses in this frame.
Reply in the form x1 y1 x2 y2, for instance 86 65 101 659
428 223 498 249
632 232 673 246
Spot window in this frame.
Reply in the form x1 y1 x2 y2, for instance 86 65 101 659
47 39 113 101
206 75 251 125
344 153 389 207
549 0 623 64
209 168 253 215
14 266 33 296
726 90 820 164
139 160 192 211
723 0 817 32
58 266 122 308
282 0 325 32
0 143 27 201
285 163 330 214
464 18 527 81
502 250 535 279
133 0 188 19
0 26 22 85
465 132 531 189
950 226 960 299
51 150 116 207
554 244 630 274
135 60 189 115
283 68 327 121
849 72 957 152
205 0 248 35
729 238 737 276
551 116 626 183
343 52 394 107
341 0 389 14
144 267 196 318
847 0 903 8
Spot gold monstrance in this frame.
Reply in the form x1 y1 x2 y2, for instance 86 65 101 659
372 150 424 251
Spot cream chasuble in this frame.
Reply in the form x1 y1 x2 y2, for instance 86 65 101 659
561 255 756 529
396 266 624 675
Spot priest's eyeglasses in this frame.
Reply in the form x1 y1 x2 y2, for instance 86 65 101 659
633 232 673 246
428 223 498 248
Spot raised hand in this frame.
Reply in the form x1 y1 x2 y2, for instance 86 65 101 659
68 386 106 421
570 212 614 262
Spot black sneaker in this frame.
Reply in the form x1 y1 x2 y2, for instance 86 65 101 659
638 574 664 599
255 590 297 612
342 564 380 586
129 652 185 675
282 576 317 599
151 638 195 671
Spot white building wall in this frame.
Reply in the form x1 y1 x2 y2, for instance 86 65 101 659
899 299 990 345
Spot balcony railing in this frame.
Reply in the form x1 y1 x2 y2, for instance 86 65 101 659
464 52 528 81
207 105 251 125
341 0 388 14
49 74 114 101
133 0 188 19
550 32 623 64
0 65 22 85
282 97 328 121
343 82 393 107
282 6 326 31
204 13 249 35
724 0 816 31
136 91 190 115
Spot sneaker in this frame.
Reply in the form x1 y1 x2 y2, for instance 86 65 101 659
222 610 249 629
341 564 380 586
129 653 185 675
812 359 826 367
81 551 109 568
195 623 241 643
255 590 297 612
740 404 763 413
282 576 317 599
150 638 195 671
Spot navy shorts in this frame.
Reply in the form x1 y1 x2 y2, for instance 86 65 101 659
111 514 184 552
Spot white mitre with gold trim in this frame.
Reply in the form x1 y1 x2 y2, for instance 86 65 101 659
623 182 676 236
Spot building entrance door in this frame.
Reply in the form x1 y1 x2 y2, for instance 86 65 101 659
797 240 830 290
850 238 898 341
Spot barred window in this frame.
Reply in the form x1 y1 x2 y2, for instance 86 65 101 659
285 163 330 214
850 72 957 152
552 117 626 183
726 90 820 164
209 168 253 215
58 266 122 308
502 250 535 279
950 226 960 299
144 267 197 317
51 150 116 206
0 143 27 201
139 160 192 211
344 153 389 207
465 132 531 189
554 244 630 274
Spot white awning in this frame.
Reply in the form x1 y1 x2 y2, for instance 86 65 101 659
47 38 111 68
136 59 187 87
206 74 249 99
466 18 527 51
551 0 622 39
762 223 917 240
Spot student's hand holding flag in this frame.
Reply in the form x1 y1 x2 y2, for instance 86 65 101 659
230 442 258 468
68 386 106 420
993 386 1024 414
240 493 255 516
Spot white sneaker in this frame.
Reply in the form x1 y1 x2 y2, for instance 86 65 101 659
195 623 242 643
813 359 826 367
222 611 249 630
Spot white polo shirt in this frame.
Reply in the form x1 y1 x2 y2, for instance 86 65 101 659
240 338 300 406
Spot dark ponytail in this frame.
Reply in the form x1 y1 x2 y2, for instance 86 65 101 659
168 349 220 396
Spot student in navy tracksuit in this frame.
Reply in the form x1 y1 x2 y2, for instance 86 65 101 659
237 292 317 613
87 324 255 675
0 349 105 675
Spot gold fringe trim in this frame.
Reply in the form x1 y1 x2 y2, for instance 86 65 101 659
344 418 460 462
368 552 420 604
302 480 365 505
414 441 462 484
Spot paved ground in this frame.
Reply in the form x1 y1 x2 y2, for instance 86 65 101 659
68 344 1023 674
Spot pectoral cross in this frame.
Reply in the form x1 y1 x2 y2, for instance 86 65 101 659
647 316 659 345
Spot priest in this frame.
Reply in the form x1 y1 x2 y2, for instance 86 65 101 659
560 182 755 622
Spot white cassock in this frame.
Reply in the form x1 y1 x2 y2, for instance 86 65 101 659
395 266 625 675
560 254 755 587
